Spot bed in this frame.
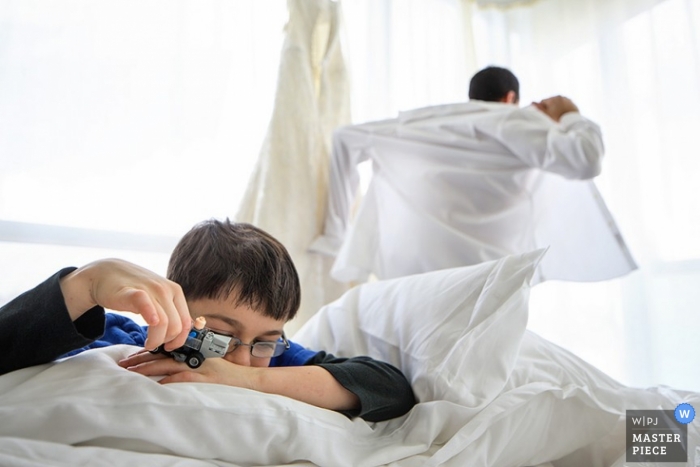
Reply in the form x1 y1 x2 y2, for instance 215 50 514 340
0 250 697 466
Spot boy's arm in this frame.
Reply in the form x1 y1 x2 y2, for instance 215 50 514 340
121 350 416 422
0 259 192 375
249 356 417 422
250 363 362 412
306 352 417 422
0 267 106 374
120 353 360 412
59 259 191 351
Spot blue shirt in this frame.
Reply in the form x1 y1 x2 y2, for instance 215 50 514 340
62 313 317 367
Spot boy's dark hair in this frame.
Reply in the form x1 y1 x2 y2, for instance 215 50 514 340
468 66 519 102
167 219 300 322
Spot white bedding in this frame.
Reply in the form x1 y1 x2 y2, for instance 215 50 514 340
1 252 697 466
1 342 696 467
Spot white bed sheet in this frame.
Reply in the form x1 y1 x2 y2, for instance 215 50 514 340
0 340 697 467
1 254 696 466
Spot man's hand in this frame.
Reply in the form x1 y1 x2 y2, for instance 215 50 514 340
60 259 191 351
532 95 579 122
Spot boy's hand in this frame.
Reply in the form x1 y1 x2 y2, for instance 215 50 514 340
120 349 360 411
117 348 161 368
119 350 256 387
60 259 191 351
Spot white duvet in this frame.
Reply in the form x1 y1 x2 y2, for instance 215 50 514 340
1 253 697 466
0 338 697 467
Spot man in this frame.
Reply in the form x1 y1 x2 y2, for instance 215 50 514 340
469 66 582 126
0 219 416 422
311 66 636 283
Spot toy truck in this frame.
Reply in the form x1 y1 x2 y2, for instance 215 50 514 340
151 327 232 369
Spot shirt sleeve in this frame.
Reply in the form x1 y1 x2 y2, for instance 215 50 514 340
304 351 416 422
0 267 106 375
494 106 605 180
308 124 376 257
269 340 318 367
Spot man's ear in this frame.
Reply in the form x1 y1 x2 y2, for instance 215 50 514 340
499 90 518 104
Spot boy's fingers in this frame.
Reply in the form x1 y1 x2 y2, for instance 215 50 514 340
127 348 151 357
143 302 168 351
159 372 204 385
110 286 189 352
163 292 191 351
117 351 154 368
107 287 165 351
118 350 162 368
126 358 185 377
120 288 160 326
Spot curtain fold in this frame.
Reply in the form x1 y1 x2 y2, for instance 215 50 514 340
235 0 350 335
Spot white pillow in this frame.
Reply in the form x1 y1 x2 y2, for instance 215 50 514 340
4 342 610 467
0 345 428 466
293 249 545 406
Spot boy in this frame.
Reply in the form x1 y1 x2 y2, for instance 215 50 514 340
0 219 415 422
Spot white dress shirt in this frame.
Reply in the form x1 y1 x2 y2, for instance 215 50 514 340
311 101 636 283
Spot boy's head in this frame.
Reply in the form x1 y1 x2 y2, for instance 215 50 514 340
167 219 300 323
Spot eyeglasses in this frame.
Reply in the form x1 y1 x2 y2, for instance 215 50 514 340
211 331 290 358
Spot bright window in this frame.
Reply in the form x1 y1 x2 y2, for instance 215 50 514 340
0 1 287 302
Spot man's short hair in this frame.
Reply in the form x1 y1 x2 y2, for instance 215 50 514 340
468 66 519 102
167 219 300 322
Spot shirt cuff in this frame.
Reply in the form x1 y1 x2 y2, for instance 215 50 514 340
559 111 585 127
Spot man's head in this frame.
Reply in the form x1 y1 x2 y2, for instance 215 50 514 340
167 219 300 323
468 66 519 104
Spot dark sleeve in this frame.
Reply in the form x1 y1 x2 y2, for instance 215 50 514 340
0 267 106 375
305 351 416 422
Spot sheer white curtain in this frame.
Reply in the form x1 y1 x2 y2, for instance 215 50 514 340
341 0 475 123
340 0 699 391
0 1 287 304
337 0 476 232
236 0 351 336
470 0 700 391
